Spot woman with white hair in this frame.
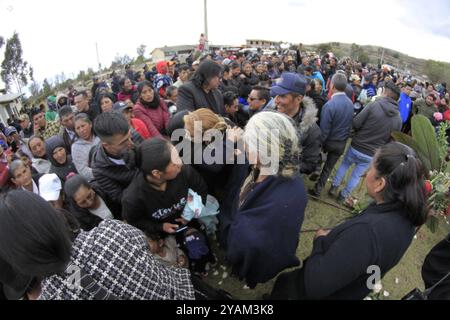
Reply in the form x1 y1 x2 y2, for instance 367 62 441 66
224 111 308 289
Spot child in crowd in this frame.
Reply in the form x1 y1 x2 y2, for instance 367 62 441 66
146 232 188 268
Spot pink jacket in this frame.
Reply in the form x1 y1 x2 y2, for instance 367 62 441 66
133 100 170 138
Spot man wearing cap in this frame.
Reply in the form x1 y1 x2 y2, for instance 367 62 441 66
271 72 322 175
112 102 145 144
329 81 402 207
18 114 33 140
5 126 33 159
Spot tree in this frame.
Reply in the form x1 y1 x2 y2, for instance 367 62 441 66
424 60 450 84
1 32 34 93
0 36 4 49
29 80 41 97
112 53 133 68
137 44 146 59
317 43 332 55
42 78 53 98
350 43 370 64
359 51 370 65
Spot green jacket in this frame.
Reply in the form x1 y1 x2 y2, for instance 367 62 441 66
414 99 436 122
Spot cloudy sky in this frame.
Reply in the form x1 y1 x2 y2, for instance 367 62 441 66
1 0 450 89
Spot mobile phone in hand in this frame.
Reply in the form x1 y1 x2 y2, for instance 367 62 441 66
176 226 188 233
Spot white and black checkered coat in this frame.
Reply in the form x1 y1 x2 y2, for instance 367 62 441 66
39 220 195 300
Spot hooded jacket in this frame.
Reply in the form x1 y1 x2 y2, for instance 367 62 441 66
56 93 71 110
153 62 173 98
133 99 170 138
71 136 101 182
291 96 322 175
91 144 138 205
351 96 402 157
46 136 78 182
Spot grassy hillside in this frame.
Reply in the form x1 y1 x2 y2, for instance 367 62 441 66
303 42 450 83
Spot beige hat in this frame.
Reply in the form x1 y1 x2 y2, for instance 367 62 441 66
349 74 361 82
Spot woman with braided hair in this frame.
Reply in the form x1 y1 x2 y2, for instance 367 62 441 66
224 111 308 289
271 142 429 300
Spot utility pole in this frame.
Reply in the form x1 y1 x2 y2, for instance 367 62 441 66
380 47 385 66
204 0 209 51
95 42 101 71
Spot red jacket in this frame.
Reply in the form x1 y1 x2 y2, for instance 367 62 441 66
444 109 450 121
117 86 137 102
133 100 170 138
0 162 9 188
131 118 151 140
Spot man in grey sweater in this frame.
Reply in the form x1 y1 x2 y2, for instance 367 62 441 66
330 81 402 205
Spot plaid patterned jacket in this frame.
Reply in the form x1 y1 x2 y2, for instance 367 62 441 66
38 121 62 141
39 220 195 300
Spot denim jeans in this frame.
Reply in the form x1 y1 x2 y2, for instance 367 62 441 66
315 140 347 194
332 146 373 198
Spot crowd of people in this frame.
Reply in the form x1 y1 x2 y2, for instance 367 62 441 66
0 46 449 300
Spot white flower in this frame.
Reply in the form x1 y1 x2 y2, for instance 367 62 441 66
414 235 418 240
373 282 383 294
395 278 400 284
222 272 228 279
383 291 390 297
364 297 372 301
218 281 223 286
243 285 250 290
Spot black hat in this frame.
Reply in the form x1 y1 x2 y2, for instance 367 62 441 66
384 81 401 96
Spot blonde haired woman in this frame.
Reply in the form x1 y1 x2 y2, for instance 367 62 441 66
183 108 229 138
182 108 236 193
224 111 308 289
183 108 250 243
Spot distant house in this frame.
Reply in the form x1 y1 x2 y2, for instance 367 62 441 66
151 45 196 63
0 92 25 125
246 39 281 49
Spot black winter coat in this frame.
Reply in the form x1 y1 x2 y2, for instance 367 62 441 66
177 82 225 116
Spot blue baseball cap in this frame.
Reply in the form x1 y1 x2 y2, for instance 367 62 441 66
270 72 307 97
113 101 132 113
5 126 18 137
